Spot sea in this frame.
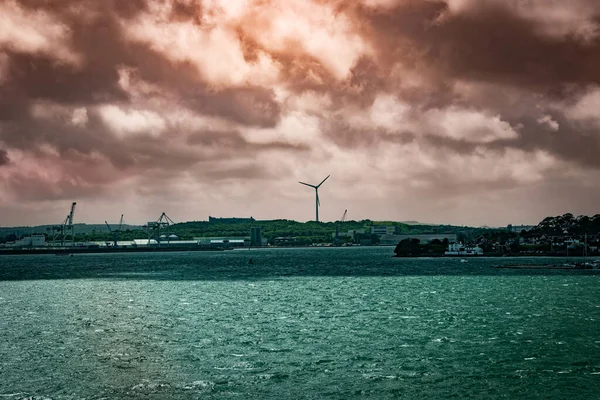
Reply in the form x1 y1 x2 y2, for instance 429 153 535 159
0 247 599 399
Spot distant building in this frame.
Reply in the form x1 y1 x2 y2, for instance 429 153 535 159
507 224 536 233
346 229 365 240
2 234 46 248
379 234 457 246
273 237 298 246
133 239 159 247
445 242 484 256
115 239 203 248
209 216 255 223
159 234 179 241
371 226 397 236
196 237 250 248
359 239 373 246
250 227 262 247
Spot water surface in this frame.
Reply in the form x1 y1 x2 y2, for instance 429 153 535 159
1 248 599 399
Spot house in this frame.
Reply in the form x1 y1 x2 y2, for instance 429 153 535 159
445 242 484 256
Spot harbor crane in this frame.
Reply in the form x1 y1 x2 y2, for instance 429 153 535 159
334 209 348 245
53 202 76 246
105 214 124 247
145 212 176 247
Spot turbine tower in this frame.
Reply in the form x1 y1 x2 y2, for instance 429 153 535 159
299 175 330 222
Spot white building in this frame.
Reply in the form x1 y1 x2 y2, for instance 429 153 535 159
196 237 251 247
444 242 484 256
133 239 159 247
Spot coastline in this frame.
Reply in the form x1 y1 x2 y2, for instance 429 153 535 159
394 253 599 258
0 246 227 256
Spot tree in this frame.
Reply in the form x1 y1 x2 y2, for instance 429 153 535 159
509 240 521 254
394 238 422 256
430 238 442 246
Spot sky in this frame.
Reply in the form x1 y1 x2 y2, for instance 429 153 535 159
1 0 600 227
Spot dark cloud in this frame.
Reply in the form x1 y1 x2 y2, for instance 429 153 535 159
320 116 416 148
3 0 283 124
491 114 600 168
4 170 106 202
314 0 600 170
187 130 309 152
196 164 277 182
0 0 293 202
170 0 203 23
2 0 600 215
348 1 600 90
16 0 149 19
183 87 282 128
0 149 10 166
228 0 600 168
331 1 600 96
3 51 128 107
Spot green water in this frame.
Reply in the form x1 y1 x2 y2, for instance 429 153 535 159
0 248 599 399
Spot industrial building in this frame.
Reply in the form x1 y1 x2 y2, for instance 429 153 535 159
0 234 46 248
331 229 366 240
92 239 198 248
250 227 262 246
371 226 397 236
196 237 249 248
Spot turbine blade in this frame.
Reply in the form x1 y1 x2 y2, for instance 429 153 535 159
316 175 330 188
299 181 316 188
317 192 320 207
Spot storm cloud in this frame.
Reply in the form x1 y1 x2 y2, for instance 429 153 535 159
1 0 599 226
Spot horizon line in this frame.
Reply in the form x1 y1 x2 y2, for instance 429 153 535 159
0 218 537 230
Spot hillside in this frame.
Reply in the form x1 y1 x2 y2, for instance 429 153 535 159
526 214 600 236
4 214 597 246
0 219 488 245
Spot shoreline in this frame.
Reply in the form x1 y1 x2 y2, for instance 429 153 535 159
0 246 227 256
394 254 599 258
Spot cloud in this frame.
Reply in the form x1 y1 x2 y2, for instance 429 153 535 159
0 0 79 64
125 11 282 87
239 0 370 80
0 149 10 166
71 107 89 127
98 105 166 137
537 115 560 132
423 108 519 143
564 87 600 126
352 1 600 91
446 0 600 40
1 0 600 226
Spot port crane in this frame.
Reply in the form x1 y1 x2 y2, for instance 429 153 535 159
334 209 347 245
145 212 176 247
53 202 76 246
105 214 124 247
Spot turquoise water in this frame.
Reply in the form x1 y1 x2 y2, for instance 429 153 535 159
0 248 599 399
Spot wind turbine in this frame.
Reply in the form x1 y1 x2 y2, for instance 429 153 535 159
299 175 330 222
